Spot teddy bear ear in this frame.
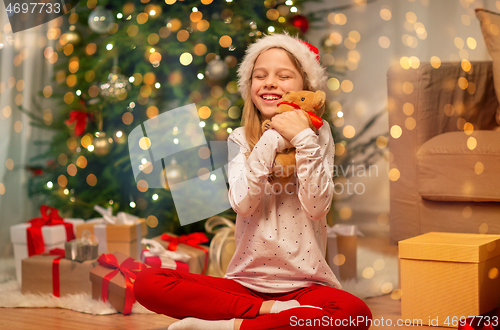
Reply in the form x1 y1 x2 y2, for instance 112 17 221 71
313 90 326 109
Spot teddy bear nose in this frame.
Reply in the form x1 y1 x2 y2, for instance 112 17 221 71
301 97 305 101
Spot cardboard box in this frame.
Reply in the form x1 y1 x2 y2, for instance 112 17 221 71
399 232 500 327
22 253 97 296
90 251 146 315
153 234 208 275
10 218 84 283
76 219 147 259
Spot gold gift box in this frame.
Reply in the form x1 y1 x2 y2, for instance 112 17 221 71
76 219 147 259
399 232 500 327
22 254 97 296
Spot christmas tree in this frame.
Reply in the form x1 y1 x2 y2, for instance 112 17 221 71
24 0 328 236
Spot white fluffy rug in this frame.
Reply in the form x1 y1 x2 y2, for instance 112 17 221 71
0 247 398 314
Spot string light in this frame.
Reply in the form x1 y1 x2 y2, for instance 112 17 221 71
197 73 204 79
47 181 53 188
130 201 136 208
117 13 123 19
106 44 113 50
152 194 159 201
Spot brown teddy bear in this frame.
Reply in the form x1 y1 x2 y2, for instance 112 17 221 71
261 90 326 186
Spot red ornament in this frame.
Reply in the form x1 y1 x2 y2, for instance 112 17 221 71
290 15 309 33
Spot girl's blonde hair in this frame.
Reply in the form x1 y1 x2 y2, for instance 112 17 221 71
241 47 314 151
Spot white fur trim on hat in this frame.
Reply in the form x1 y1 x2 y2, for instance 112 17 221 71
237 33 327 100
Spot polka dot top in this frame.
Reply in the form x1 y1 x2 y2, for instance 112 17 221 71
224 124 341 293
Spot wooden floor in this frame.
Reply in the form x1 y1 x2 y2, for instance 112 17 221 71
0 294 448 330
0 212 449 329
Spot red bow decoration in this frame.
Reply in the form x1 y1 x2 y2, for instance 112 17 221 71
26 205 75 256
65 110 89 136
97 254 147 315
458 309 500 330
44 248 66 297
276 101 324 130
161 233 209 274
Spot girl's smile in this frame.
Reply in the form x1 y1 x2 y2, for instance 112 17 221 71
250 48 304 121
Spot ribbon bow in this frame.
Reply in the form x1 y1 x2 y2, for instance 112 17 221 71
94 205 139 225
141 238 190 262
204 216 235 277
276 101 323 130
65 111 89 137
161 232 208 251
97 254 147 315
27 205 75 256
161 232 209 274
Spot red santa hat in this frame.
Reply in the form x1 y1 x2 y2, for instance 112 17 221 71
237 33 327 100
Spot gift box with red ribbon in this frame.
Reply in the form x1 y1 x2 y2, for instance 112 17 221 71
152 233 209 275
89 252 147 315
21 248 97 297
10 205 84 283
76 206 147 260
140 238 190 272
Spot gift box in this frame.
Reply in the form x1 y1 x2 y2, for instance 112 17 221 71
399 232 500 327
89 252 147 315
152 233 209 275
65 230 98 262
10 205 84 283
75 206 147 260
140 238 190 272
325 224 363 281
22 248 97 297
205 216 236 277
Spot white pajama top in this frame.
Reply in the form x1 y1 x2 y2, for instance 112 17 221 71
224 123 341 293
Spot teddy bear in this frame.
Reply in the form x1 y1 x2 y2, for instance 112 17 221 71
261 90 326 186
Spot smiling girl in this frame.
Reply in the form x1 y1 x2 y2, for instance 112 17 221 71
134 33 372 330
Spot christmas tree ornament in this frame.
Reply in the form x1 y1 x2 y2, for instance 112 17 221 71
93 132 111 156
205 56 229 81
100 73 131 99
161 159 187 191
88 6 115 34
65 109 89 136
290 15 309 33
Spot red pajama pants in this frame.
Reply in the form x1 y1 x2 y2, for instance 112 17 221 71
134 268 372 330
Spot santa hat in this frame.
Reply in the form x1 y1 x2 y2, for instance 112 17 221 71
237 33 327 100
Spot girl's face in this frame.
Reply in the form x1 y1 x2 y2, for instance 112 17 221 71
250 48 304 121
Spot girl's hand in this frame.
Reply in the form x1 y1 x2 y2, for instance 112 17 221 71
270 110 310 142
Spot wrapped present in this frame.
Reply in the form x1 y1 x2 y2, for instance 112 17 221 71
65 230 99 262
76 205 147 259
399 232 500 327
459 308 500 330
204 216 236 277
22 248 97 297
140 238 190 271
325 224 363 281
90 252 147 315
152 232 209 275
10 205 84 283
